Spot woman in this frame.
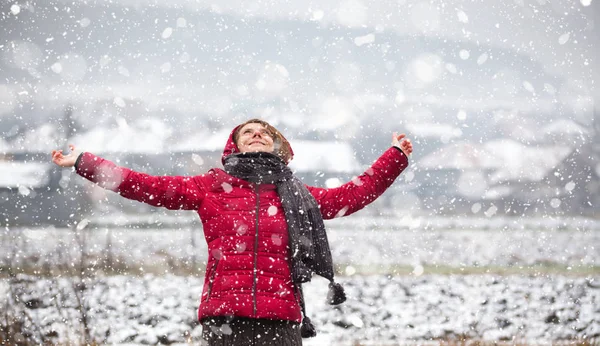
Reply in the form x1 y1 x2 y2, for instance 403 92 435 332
51 119 413 345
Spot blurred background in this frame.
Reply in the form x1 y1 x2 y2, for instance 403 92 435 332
1 0 599 225
1 1 600 345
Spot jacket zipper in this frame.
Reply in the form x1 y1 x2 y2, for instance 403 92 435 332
252 183 260 317
205 258 219 302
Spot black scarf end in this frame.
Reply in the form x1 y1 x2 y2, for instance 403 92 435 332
327 281 346 305
300 316 317 338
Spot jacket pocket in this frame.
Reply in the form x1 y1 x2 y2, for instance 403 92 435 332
205 258 220 302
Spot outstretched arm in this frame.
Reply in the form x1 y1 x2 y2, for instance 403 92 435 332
51 145 206 210
308 133 412 219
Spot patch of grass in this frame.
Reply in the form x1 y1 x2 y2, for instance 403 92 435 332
334 263 600 277
0 259 207 278
2 262 599 279
349 338 599 346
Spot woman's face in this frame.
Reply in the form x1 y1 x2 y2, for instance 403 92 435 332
236 123 275 154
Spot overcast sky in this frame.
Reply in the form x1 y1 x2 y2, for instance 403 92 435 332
1 0 598 150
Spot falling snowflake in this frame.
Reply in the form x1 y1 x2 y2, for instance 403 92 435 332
160 62 171 73
235 242 246 253
345 265 356 275
456 10 469 23
161 27 173 39
565 181 575 192
191 154 204 166
76 218 90 231
176 17 187 27
51 62 62 74
484 205 497 217
477 53 488 65
18 185 30 196
221 182 233 193
271 234 282 246
236 224 248 235
354 33 375 46
10 4 20 15
412 264 424 276
445 63 458 74
523 81 535 94
311 10 324 21
211 249 223 260
558 32 570 45
335 205 350 218
113 97 126 108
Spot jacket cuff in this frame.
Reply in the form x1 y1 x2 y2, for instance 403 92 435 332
74 152 84 170
75 152 97 179
392 145 408 159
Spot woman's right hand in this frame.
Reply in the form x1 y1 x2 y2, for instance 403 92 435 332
392 132 413 157
51 144 82 167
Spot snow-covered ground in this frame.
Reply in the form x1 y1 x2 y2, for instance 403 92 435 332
2 216 599 272
1 274 598 345
1 216 598 344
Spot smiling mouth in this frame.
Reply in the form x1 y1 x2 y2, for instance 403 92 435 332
249 141 264 145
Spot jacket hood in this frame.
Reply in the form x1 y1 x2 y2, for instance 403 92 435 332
222 123 294 165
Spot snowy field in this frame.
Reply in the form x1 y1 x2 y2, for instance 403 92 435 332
2 216 599 273
1 274 598 345
1 216 599 344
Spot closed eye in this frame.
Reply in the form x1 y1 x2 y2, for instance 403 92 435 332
243 129 272 137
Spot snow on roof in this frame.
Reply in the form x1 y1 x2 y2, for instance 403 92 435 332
406 122 462 139
483 139 572 184
419 138 573 184
170 128 231 152
419 141 501 170
69 117 173 154
0 161 51 188
482 185 513 200
10 124 61 153
289 140 360 173
542 119 589 136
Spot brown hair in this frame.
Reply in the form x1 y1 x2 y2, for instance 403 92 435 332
233 119 293 163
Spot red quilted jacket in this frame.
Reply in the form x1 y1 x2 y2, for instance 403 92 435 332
75 128 408 323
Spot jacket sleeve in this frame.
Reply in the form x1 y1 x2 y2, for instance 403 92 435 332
307 147 408 219
75 152 207 210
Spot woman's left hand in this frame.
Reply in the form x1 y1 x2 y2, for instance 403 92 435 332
392 132 413 157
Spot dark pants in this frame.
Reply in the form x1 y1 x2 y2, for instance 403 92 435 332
201 316 302 346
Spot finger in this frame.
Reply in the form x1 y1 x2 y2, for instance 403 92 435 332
396 134 406 141
392 132 398 142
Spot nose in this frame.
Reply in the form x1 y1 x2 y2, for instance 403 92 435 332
252 130 263 137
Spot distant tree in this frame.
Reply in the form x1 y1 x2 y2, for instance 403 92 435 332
547 105 600 216
62 104 78 140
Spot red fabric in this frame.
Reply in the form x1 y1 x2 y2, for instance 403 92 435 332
75 128 408 323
